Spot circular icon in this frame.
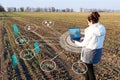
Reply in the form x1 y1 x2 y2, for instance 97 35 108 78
24 24 37 32
20 49 35 60
42 20 54 28
40 60 56 72
59 31 82 53
15 36 29 45
72 62 88 75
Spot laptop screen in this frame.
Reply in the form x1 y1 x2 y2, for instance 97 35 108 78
69 28 81 42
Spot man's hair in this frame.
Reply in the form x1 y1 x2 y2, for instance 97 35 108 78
88 12 100 23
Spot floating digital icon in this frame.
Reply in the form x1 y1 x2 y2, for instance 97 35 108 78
27 26 31 31
40 60 56 72
33 42 41 54
72 62 88 75
20 49 35 60
60 31 81 53
15 36 29 45
13 24 20 37
24 24 37 32
12 54 18 68
42 20 54 28
60 29 84 53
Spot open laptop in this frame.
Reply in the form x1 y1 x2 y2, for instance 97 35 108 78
68 28 81 42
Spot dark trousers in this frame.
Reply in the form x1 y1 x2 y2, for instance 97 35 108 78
84 63 96 80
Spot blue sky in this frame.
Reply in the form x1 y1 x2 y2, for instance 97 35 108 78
1 0 120 11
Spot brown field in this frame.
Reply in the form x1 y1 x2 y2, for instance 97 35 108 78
0 12 120 80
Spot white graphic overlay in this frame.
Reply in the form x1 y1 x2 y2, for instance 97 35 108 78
72 61 88 75
20 49 35 60
42 20 54 28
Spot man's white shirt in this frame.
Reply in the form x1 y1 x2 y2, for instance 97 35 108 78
75 23 106 49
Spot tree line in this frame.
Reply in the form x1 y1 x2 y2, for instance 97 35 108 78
7 7 74 12
0 4 5 12
0 4 120 12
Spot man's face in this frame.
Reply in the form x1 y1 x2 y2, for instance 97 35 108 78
87 20 93 26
